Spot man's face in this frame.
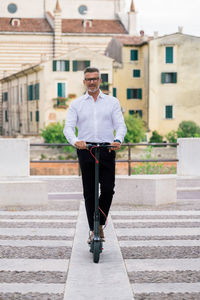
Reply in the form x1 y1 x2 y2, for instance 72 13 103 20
83 72 102 93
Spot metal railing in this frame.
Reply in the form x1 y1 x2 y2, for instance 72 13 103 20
30 142 178 176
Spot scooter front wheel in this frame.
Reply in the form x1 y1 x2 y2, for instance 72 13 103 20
93 241 102 263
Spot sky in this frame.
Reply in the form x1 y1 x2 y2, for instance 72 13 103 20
126 0 200 37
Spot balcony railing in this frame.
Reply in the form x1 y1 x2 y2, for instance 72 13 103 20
53 97 68 109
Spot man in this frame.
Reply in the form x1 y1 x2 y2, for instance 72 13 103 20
63 67 127 243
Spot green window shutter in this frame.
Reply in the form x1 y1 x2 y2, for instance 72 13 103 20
30 112 32 122
161 72 165 84
35 83 39 100
165 105 173 119
36 111 39 122
53 60 57 71
73 60 78 71
130 50 138 61
31 85 33 100
5 110 8 122
3 92 8 101
64 60 70 71
173 72 177 83
166 47 173 63
57 83 62 97
28 85 33 100
133 69 140 77
127 89 132 99
57 83 66 97
138 89 142 99
138 110 143 118
85 60 90 68
113 88 117 97
129 110 134 115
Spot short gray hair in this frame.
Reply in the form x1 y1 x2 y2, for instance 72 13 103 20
84 67 100 77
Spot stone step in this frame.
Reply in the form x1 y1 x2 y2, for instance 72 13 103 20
177 177 200 188
113 209 200 299
177 187 200 199
0 207 78 299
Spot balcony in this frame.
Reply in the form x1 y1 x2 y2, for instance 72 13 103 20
53 97 68 109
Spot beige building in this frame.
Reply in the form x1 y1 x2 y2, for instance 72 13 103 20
1 48 113 135
0 0 137 134
106 35 150 126
149 32 200 136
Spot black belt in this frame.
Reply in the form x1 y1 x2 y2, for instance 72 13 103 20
86 142 110 145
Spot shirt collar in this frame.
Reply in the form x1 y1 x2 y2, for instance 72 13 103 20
83 90 104 100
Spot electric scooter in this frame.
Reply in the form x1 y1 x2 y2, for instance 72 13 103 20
87 143 115 263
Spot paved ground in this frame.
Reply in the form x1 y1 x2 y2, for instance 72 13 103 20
0 178 200 299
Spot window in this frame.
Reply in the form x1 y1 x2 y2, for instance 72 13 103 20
166 47 173 63
36 111 39 122
161 72 177 84
28 85 33 100
127 88 142 99
30 112 33 122
133 69 140 77
129 110 143 118
101 73 109 91
113 88 117 97
165 105 173 119
35 83 40 100
5 110 8 122
8 3 17 13
53 60 70 72
2 92 8 101
130 50 138 61
20 87 23 103
73 60 90 71
57 83 66 97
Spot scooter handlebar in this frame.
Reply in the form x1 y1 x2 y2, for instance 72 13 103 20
86 144 117 150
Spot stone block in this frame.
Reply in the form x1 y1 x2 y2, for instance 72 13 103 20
0 180 48 206
0 139 29 177
115 175 176 206
177 138 200 176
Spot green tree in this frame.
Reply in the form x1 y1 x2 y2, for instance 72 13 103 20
177 120 200 138
124 114 146 143
40 121 76 154
166 130 177 144
149 131 164 145
41 121 67 144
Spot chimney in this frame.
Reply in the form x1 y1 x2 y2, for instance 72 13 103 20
154 31 159 38
128 0 137 35
53 0 62 58
178 26 183 33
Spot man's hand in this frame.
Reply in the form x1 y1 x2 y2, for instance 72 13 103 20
75 141 87 149
110 141 121 151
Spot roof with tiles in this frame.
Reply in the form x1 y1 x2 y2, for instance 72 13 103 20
0 17 127 34
114 35 152 45
0 18 52 32
62 19 127 34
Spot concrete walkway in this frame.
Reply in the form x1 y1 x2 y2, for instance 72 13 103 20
64 201 133 300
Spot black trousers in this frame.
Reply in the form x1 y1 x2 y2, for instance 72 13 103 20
77 148 115 230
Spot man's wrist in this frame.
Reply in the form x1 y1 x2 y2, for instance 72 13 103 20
114 139 121 144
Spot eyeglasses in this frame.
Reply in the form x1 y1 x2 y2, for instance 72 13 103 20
84 77 99 82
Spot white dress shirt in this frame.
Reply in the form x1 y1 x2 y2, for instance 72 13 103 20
63 91 127 146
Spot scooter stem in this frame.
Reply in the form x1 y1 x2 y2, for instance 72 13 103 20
94 147 100 238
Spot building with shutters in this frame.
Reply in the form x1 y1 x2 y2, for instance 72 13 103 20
0 0 138 135
0 48 113 135
106 34 151 127
106 31 200 136
148 32 200 135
